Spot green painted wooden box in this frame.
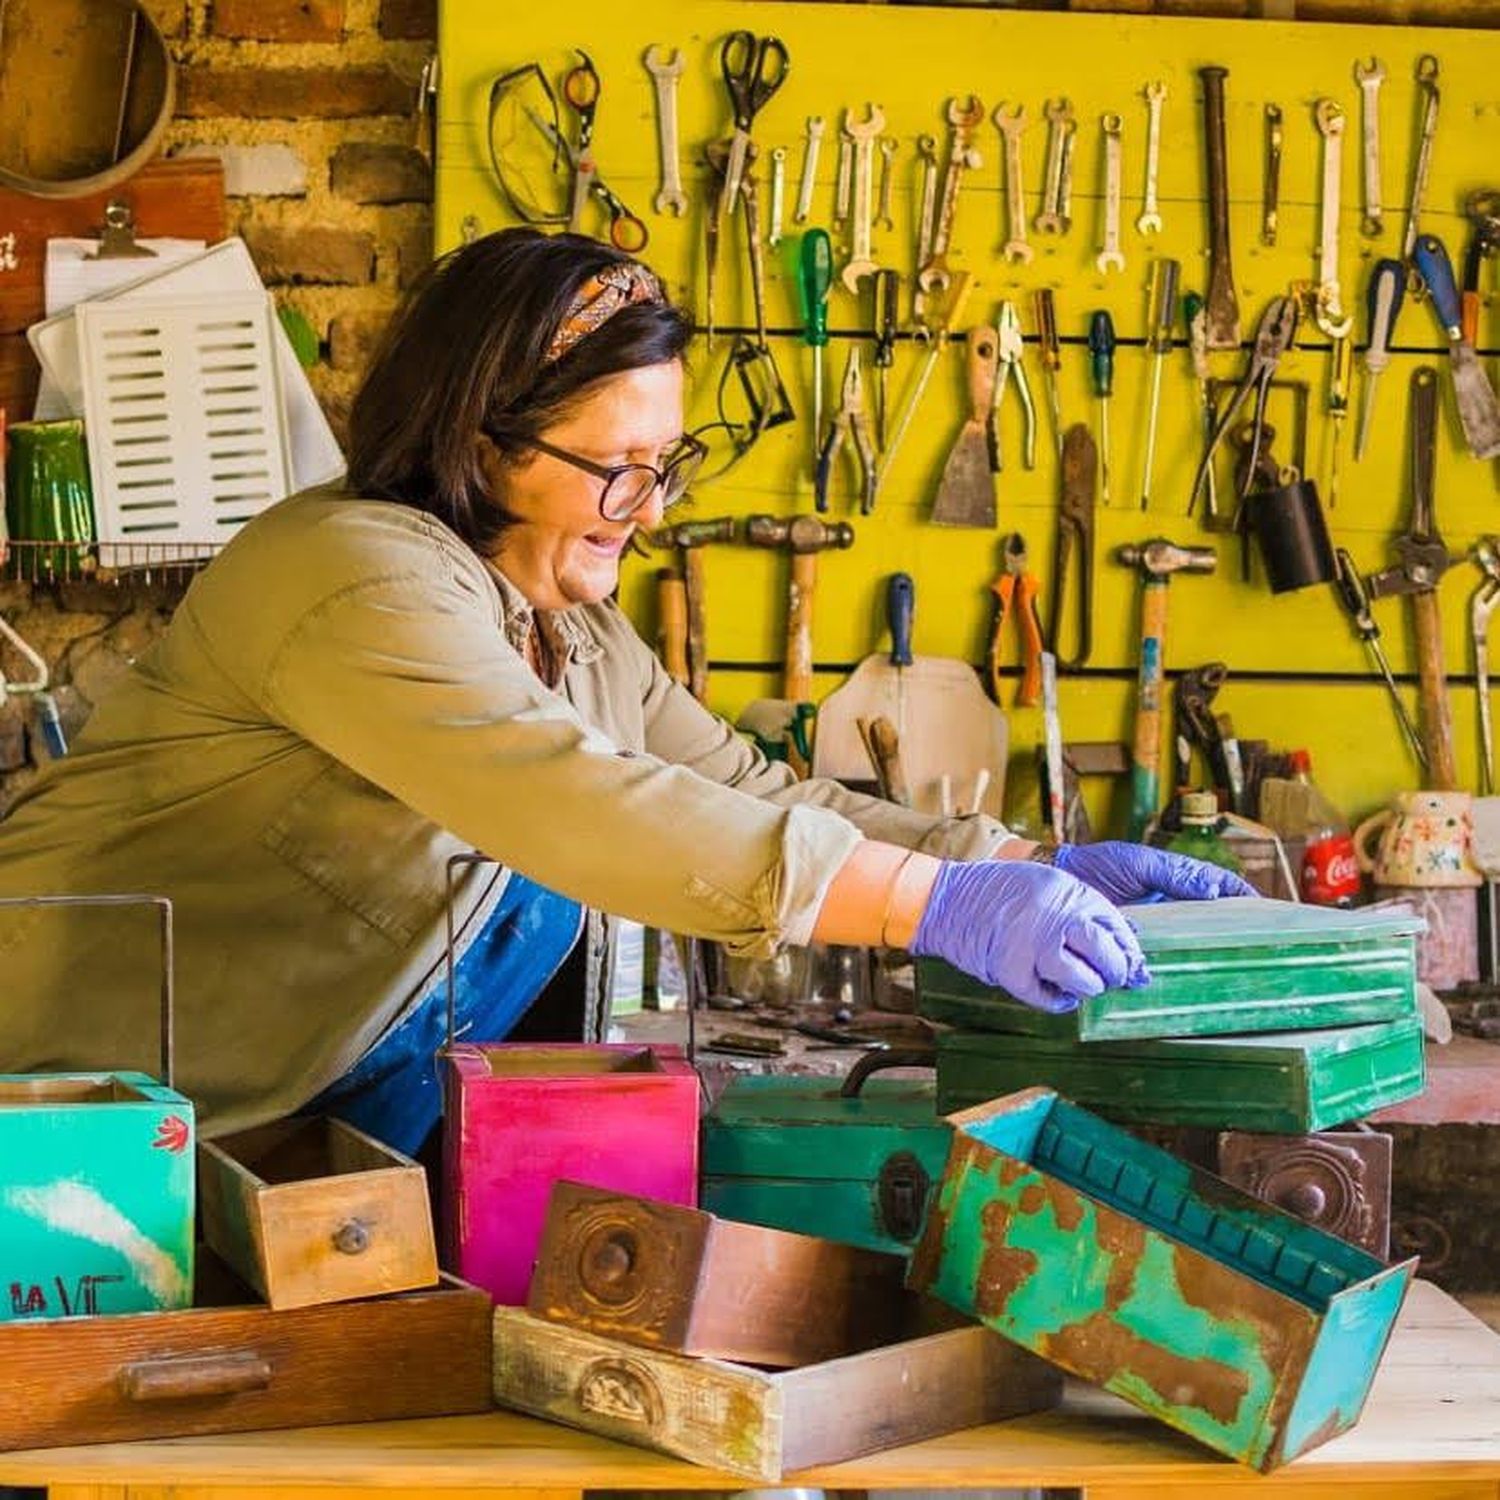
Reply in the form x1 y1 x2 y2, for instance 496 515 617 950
936 1015 1425 1132
919 898 1423 1042
0 1071 195 1321
907 1086 1417 1471
700 1056 949 1254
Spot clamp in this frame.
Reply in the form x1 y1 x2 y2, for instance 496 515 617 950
988 532 1044 707
815 346 877 514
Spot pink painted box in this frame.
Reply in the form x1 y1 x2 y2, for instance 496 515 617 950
441 1043 699 1305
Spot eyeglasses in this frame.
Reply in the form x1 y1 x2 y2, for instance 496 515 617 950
524 433 708 521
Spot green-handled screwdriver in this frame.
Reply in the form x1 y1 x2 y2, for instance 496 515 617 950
1355 257 1404 463
1087 310 1116 505
799 229 833 473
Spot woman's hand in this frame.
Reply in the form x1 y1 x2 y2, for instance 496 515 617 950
1051 843 1256 906
908 860 1149 1013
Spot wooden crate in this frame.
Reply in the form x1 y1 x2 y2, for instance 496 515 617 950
528 1181 909 1367
919 898 1423 1042
937 1014 1427 1132
443 1042 699 1306
0 1070 194 1322
909 1087 1417 1471
700 1066 949 1254
493 1298 1061 1480
198 1116 438 1311
0 1259 492 1451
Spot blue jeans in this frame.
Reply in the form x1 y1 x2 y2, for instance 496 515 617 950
308 872 583 1155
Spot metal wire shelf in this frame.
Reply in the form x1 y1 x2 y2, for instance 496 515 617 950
1 540 222 586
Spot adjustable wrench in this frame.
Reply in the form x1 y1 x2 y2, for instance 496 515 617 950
841 104 886 294
643 46 687 216
994 104 1032 264
876 137 897 231
1313 100 1352 339
1036 98 1074 235
1403 56 1441 276
1096 113 1125 273
1354 58 1385 238
794 116 823 224
917 97 984 298
1137 81 1166 235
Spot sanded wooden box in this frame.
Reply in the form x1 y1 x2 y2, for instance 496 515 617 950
528 1181 909 1367
0 1257 491 1452
494 1298 1061 1480
198 1116 437 1310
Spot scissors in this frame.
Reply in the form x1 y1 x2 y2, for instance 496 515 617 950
524 107 648 252
717 31 789 223
561 51 600 233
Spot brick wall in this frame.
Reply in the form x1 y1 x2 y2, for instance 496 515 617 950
148 0 438 443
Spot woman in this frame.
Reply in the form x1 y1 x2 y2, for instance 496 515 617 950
0 231 1249 1149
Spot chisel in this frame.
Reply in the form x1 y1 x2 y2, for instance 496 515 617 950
1412 234 1500 461
1088 310 1116 505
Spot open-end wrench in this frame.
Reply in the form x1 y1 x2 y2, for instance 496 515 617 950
794 116 823 224
1096 113 1125 273
1059 118 1078 231
834 129 853 230
918 96 985 297
1314 100 1353 338
1201 66 1239 349
769 146 787 245
994 104 1032 264
1404 55 1440 279
643 46 687 216
1036 99 1073 234
876 137 897 231
841 104 886 294
1354 58 1385 237
1262 103 1283 247
1137 81 1166 235
915 133 939 269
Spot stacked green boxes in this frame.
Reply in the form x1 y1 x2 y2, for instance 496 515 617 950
919 897 1427 1131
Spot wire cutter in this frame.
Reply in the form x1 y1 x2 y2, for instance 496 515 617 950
815 347 877 514
992 301 1037 472
988 532 1044 706
1188 295 1299 519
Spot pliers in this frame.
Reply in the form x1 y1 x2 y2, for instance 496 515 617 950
988 532 1044 706
992 301 1037 472
815 346 877 514
1189 295 1299 520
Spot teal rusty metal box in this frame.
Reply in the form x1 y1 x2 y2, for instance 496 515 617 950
700 1056 949 1254
0 1071 195 1321
907 1086 1416 1470
936 1014 1425 1132
919 898 1423 1043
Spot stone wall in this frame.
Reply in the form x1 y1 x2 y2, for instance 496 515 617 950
1 0 437 808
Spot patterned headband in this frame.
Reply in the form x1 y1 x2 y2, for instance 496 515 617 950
544 261 666 364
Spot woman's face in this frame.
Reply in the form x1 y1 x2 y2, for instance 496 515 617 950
485 360 685 611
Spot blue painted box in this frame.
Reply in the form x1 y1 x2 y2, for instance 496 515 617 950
0 1072 195 1322
908 1086 1416 1471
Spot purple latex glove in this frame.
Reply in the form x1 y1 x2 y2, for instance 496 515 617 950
1053 842 1257 906
909 859 1149 1013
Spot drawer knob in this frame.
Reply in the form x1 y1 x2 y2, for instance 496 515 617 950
333 1219 371 1255
120 1351 272 1402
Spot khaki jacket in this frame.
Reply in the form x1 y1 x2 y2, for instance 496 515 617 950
0 491 1011 1133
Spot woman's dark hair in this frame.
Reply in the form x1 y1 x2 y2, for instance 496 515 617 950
346 228 693 554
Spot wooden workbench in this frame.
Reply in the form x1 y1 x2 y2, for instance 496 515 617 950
1 1281 1496 1499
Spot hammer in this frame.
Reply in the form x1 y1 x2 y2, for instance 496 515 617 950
651 517 736 702
743 514 855 702
1117 539 1216 840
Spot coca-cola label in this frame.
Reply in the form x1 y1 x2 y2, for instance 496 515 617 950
1302 833 1361 904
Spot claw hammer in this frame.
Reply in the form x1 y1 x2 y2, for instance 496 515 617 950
652 517 737 702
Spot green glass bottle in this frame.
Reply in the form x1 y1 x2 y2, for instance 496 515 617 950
4 419 96 578
1167 791 1244 875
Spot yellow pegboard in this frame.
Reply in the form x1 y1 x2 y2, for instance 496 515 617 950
437 0 1500 828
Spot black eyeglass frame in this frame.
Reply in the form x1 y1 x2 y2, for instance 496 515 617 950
518 432 708 521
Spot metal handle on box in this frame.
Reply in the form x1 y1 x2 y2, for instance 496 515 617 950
0 893 174 1086
119 1350 272 1402
839 1046 937 1098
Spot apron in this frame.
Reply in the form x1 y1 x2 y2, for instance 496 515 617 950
307 872 584 1155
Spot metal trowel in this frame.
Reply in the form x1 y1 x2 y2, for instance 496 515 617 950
932 324 1000 527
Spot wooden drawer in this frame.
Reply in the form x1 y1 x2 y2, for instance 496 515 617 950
0 1263 492 1451
494 1300 1061 1480
528 1181 908 1367
199 1116 438 1310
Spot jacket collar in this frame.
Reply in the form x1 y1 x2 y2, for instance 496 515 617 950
487 563 604 668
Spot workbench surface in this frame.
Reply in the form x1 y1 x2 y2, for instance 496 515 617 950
4 1281 1498 1498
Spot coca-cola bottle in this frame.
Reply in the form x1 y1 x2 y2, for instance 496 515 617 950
1289 750 1361 905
